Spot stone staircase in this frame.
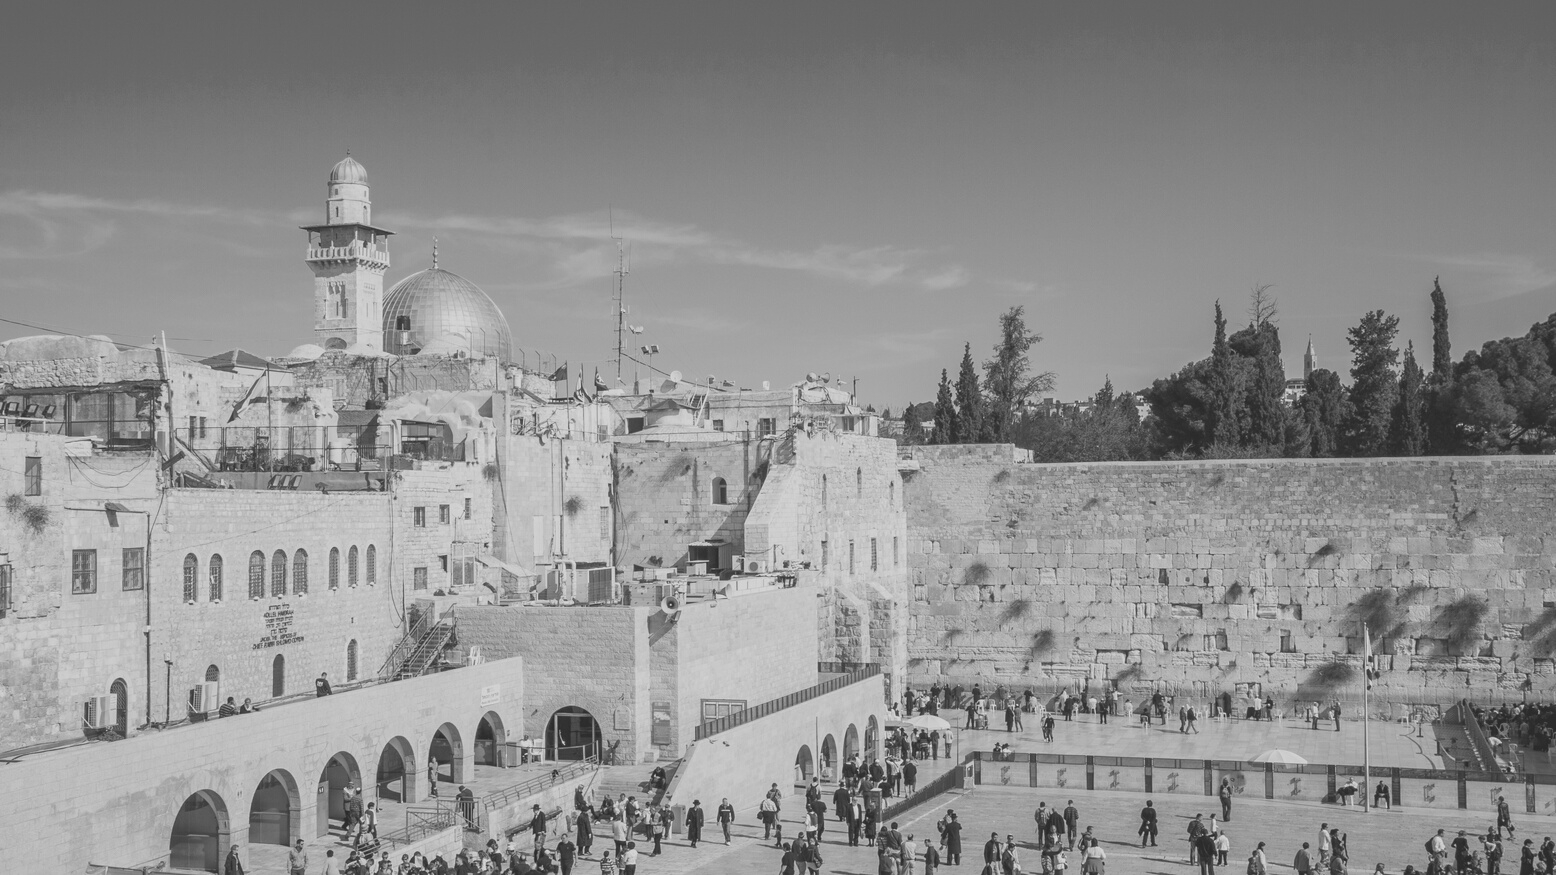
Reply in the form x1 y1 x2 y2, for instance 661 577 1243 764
594 761 676 808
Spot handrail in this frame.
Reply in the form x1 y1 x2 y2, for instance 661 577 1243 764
1457 699 1504 773
482 755 599 812
378 613 430 680
694 665 881 741
881 754 969 821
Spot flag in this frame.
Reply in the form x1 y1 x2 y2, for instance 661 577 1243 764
594 369 608 392
1364 624 1379 689
549 364 569 382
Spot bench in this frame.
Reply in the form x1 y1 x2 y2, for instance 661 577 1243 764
507 805 565 842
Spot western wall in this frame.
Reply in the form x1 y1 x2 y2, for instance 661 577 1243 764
901 445 1556 713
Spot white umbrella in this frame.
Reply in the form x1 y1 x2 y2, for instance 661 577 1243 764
905 714 953 731
1248 749 1308 765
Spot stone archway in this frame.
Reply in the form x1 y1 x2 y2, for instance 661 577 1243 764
821 734 838 782
317 752 362 838
476 711 506 767
795 744 815 785
546 706 602 761
249 768 300 847
170 789 229 873
865 715 880 759
429 721 466 787
377 736 418 803
843 723 860 762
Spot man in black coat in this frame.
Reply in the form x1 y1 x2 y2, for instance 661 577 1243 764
941 810 963 865
985 831 1004 867
685 800 705 847
1139 800 1159 847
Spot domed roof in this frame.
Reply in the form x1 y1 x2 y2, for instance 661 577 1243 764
329 154 368 185
383 267 513 361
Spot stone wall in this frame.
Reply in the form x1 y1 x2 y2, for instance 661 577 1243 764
491 401 614 569
903 447 1556 711
452 604 653 763
154 488 403 720
0 657 524 875
393 463 494 598
615 438 766 568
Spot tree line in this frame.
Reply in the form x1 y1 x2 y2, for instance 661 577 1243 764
895 279 1556 461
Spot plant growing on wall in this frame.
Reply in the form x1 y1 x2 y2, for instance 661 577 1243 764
1000 598 1033 625
482 462 499 481
1300 659 1356 698
964 562 991 587
1307 540 1342 567
1026 630 1055 662
942 628 966 646
1222 581 1244 603
22 505 50 533
6 493 24 514
564 496 583 516
1436 595 1489 651
1115 664 1144 686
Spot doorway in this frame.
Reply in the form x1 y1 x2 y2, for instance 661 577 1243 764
546 706 602 761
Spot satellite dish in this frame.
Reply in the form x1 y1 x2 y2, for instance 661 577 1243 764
821 373 831 383
659 595 683 613
668 370 682 384
806 372 818 382
762 381 771 390
629 325 645 334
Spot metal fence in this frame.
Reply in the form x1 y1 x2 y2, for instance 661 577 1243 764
694 664 881 741
174 426 464 474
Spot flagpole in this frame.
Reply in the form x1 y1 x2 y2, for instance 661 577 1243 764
1363 623 1372 814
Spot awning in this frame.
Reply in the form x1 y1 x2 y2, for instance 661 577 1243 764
476 554 536 578
103 501 135 514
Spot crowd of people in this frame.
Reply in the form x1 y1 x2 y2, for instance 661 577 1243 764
1473 703 1556 753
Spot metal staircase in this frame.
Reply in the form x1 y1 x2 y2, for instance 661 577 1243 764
379 608 456 681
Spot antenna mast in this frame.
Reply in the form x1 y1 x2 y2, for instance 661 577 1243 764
612 213 630 382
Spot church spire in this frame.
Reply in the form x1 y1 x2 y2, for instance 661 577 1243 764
1304 335 1316 380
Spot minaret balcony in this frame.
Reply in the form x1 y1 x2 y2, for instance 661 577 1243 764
306 242 391 268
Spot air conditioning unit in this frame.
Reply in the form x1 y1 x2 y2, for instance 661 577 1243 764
745 558 767 574
83 695 113 729
189 682 219 714
731 555 746 573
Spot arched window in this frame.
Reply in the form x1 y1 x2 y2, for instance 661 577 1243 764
329 548 340 590
270 550 287 597
205 664 220 683
346 640 359 682
209 554 223 602
292 549 309 594
272 654 285 698
366 545 377 585
821 474 827 506
856 467 863 497
711 477 728 505
348 546 359 587
248 551 265 599
182 554 198 603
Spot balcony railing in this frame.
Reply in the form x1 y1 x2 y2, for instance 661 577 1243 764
306 242 390 265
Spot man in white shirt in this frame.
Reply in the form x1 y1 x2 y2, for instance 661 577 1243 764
1318 824 1332 867
903 834 920 875
621 841 639 875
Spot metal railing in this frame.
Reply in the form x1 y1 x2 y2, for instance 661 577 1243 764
1457 699 1505 772
177 426 389 473
378 613 431 681
307 243 391 264
483 755 599 814
881 755 968 821
694 664 881 741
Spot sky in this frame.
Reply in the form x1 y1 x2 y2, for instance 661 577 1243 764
2 2 1554 410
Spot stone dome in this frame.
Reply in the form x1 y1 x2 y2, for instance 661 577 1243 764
329 154 368 185
382 267 513 361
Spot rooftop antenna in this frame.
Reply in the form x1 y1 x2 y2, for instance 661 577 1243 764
611 208 631 382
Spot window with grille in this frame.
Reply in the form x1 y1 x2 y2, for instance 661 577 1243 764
757 418 775 437
821 538 828 570
248 551 265 599
293 549 309 594
701 699 748 725
365 545 376 585
348 546 359 586
346 640 359 681
329 548 340 589
821 474 827 506
890 481 895 506
270 550 287 597
464 498 472 520
208 554 223 601
24 456 42 496
870 538 878 572
413 506 426 527
413 566 428 590
849 541 855 575
69 548 95 593
599 506 610 542
121 548 144 591
439 504 450 524
182 554 198 602
0 564 12 618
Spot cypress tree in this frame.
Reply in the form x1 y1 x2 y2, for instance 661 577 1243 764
1391 342 1426 455
954 343 984 443
1426 277 1458 454
931 370 958 445
1430 277 1452 383
1208 301 1241 446
982 305 1054 442
1342 309 1401 456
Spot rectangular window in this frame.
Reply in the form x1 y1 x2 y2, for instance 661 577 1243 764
848 540 855 576
893 536 900 568
821 539 828 571
122 548 145 591
24 456 42 496
463 497 472 520
1280 631 1297 653
439 504 450 524
870 538 878 572
701 699 748 725
413 506 426 527
712 420 724 432
413 567 428 590
757 418 776 437
71 549 97 594
439 555 449 574
652 702 672 746
0 564 12 618
599 506 611 542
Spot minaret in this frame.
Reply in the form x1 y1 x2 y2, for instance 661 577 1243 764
1304 335 1317 380
303 153 393 351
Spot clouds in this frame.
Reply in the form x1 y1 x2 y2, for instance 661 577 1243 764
0 188 982 293
1402 251 1556 302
